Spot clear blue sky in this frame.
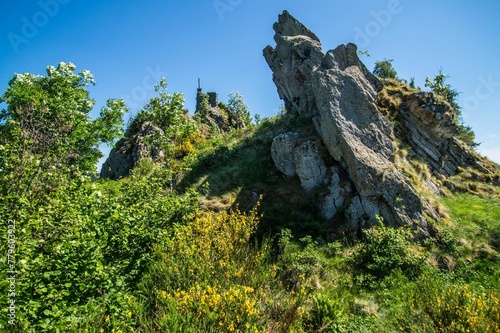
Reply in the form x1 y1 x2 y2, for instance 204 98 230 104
1 0 500 164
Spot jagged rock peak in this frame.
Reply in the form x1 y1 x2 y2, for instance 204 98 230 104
264 11 438 237
273 10 320 42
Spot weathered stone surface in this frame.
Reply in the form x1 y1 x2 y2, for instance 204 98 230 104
100 122 164 180
321 166 352 221
294 140 327 191
271 132 299 177
271 133 327 191
263 11 324 116
264 11 435 236
387 89 489 177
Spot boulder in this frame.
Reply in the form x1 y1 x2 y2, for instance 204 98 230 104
321 166 352 221
271 132 299 177
271 133 327 191
294 140 327 191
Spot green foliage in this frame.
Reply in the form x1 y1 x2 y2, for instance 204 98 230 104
394 273 500 332
0 167 196 331
1 63 498 333
306 292 348 332
425 70 460 110
373 59 397 80
127 78 198 188
352 219 425 286
193 92 211 123
227 91 251 129
136 207 309 332
425 69 478 148
129 78 197 148
0 62 126 174
278 230 323 290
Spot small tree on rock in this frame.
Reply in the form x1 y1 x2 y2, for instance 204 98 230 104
373 59 398 80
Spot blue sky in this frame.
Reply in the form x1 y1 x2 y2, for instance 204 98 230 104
1 0 500 165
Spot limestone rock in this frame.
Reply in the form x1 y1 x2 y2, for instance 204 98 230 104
264 11 435 236
271 132 299 177
321 166 352 221
294 140 327 191
100 122 165 180
271 133 327 191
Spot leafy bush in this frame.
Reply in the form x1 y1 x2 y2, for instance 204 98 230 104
0 168 196 332
278 230 323 291
138 205 272 332
351 220 425 285
0 62 126 175
306 292 348 333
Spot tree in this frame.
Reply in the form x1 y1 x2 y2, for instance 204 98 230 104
425 69 460 110
425 69 478 148
373 59 398 80
0 62 126 171
0 62 127 197
227 91 251 129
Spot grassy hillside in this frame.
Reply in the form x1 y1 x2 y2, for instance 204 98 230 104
1 109 499 332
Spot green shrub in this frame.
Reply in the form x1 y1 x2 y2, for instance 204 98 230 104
351 220 425 286
306 292 348 332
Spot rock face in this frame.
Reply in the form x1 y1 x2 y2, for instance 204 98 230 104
321 166 352 221
271 133 327 191
271 133 299 178
294 140 327 191
265 11 436 236
100 122 165 180
377 87 488 176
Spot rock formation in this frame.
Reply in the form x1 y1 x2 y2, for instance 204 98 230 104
377 83 490 176
271 133 327 191
264 11 438 236
100 122 165 180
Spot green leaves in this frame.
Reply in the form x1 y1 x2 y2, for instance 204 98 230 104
227 91 251 128
373 59 397 80
0 62 127 179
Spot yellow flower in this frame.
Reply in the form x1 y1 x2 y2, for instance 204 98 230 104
105 315 110 323
126 311 132 319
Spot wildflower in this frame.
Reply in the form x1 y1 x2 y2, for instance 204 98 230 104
126 311 132 319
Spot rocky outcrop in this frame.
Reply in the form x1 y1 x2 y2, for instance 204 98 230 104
321 166 352 221
264 11 437 236
377 85 490 176
100 122 165 180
